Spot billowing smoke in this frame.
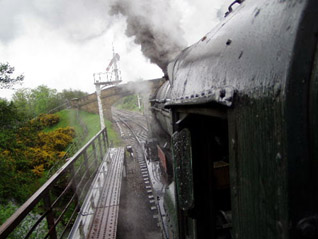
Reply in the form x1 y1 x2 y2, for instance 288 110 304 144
0 0 187 71
0 0 228 74
109 0 187 71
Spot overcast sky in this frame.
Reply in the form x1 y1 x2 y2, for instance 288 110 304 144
0 0 232 99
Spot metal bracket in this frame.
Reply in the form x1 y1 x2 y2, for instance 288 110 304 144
297 215 318 238
225 0 245 17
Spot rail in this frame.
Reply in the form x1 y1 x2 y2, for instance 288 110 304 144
0 128 109 239
68 147 125 238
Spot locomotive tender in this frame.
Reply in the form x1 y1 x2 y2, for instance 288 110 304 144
149 0 318 238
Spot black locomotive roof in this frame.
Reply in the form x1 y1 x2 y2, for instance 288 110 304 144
166 0 317 107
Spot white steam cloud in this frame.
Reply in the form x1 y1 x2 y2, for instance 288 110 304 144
0 0 232 99
0 0 188 71
109 0 187 71
0 0 110 43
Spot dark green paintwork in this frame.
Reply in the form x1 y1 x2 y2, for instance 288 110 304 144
228 96 288 239
163 183 179 239
172 129 194 211
154 0 318 238
311 42 318 215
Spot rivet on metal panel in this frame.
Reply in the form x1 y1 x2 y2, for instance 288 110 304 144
254 8 260 17
226 39 232 46
238 51 243 59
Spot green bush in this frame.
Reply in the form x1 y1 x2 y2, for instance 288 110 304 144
0 113 75 204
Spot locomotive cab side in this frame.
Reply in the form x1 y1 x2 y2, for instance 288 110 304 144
171 106 231 238
157 0 318 238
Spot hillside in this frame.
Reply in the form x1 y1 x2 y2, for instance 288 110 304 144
0 109 121 228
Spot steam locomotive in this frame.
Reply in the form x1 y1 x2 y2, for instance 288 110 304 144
147 0 318 238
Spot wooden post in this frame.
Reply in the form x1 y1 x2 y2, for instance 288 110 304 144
83 149 90 178
92 141 98 168
43 192 57 239
98 135 103 161
70 164 79 206
102 130 107 155
103 129 109 148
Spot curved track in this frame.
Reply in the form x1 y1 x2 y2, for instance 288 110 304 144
112 108 164 239
112 108 148 142
112 108 165 192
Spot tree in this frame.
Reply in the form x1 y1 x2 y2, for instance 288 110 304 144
30 85 62 115
0 62 24 89
0 99 22 130
58 89 88 101
11 88 32 118
13 86 88 118
0 99 23 150
13 86 62 118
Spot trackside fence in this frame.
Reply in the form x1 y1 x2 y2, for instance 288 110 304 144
0 128 109 239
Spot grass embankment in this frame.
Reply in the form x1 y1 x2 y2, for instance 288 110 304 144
45 109 122 147
0 110 121 230
105 120 122 147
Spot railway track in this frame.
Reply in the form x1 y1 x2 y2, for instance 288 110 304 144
112 108 148 143
112 108 163 239
112 108 165 191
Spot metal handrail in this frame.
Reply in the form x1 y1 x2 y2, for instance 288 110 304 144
0 128 109 238
46 110 89 178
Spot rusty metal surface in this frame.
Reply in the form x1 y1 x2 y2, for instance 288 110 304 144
88 147 124 239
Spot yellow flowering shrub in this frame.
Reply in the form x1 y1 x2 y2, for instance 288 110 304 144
30 114 60 127
0 112 76 202
31 164 45 177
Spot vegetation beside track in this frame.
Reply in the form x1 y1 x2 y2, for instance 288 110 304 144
0 108 121 228
46 109 122 147
113 94 144 112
